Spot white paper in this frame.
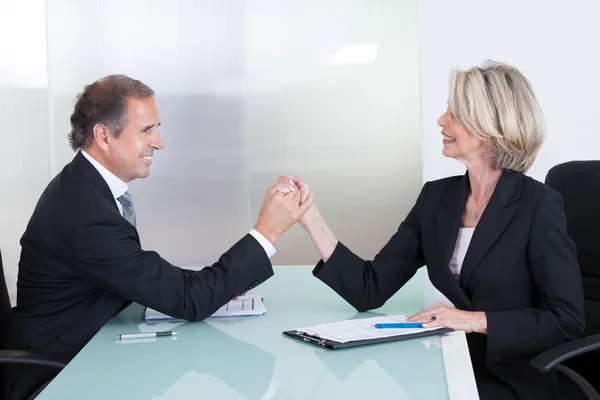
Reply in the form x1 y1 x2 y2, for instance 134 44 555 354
144 294 266 320
296 314 443 343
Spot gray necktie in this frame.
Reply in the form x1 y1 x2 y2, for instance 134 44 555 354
117 191 137 228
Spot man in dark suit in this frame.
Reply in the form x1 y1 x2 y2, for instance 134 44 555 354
2 74 314 400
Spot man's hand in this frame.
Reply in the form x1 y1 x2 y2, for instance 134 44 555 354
407 302 488 334
271 176 316 228
254 178 315 246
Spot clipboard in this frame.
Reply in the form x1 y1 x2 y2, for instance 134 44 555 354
283 327 453 350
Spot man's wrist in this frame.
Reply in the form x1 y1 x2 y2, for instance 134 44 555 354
253 223 280 246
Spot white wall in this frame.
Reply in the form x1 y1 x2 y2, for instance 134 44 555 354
418 0 600 306
0 0 50 304
419 0 600 183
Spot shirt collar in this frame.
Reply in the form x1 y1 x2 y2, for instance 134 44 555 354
80 150 128 200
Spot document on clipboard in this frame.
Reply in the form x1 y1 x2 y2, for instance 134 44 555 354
283 314 452 349
143 294 266 321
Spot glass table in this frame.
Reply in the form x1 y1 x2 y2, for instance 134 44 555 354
37 266 478 399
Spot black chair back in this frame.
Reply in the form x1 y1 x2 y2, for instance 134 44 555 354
546 161 600 390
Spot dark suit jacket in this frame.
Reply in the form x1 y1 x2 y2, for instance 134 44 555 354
313 170 585 400
3 152 274 400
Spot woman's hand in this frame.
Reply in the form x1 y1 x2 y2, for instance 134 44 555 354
296 180 316 229
407 302 487 334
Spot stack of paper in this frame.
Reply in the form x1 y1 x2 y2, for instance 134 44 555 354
143 294 266 321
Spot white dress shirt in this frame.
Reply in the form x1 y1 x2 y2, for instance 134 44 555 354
81 150 128 213
80 150 276 258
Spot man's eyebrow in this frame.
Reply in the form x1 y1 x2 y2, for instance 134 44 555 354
141 122 161 131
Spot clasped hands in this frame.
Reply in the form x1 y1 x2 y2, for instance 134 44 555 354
253 176 316 246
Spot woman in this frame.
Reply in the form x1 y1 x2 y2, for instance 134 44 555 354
296 61 585 399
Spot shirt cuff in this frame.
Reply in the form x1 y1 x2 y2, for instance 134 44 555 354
249 229 277 258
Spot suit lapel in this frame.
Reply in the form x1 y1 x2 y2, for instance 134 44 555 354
71 151 119 212
459 171 522 288
70 151 140 242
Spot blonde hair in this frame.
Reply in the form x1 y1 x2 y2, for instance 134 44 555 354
448 61 545 172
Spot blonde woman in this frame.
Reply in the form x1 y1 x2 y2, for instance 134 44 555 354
295 62 585 399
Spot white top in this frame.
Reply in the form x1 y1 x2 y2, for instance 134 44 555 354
449 227 475 280
80 150 275 258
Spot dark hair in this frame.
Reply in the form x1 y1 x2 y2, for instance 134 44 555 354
68 74 155 150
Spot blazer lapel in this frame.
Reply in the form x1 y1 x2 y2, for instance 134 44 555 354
436 176 468 269
434 174 472 309
459 171 522 288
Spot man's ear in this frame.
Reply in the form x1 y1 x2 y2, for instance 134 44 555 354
92 124 110 152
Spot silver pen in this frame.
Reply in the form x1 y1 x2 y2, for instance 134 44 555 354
115 331 178 340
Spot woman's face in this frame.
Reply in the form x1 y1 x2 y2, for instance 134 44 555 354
437 108 488 164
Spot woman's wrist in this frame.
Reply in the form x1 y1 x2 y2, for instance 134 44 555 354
301 206 338 262
300 204 320 230
475 311 488 334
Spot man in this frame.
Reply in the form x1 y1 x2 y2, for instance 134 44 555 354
2 75 313 399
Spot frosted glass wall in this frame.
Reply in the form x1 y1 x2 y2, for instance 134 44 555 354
1 0 421 297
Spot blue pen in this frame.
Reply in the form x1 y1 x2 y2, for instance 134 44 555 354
375 322 424 329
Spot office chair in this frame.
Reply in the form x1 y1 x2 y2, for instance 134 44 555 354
530 161 600 400
0 250 66 399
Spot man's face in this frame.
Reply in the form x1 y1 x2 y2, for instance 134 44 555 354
106 97 163 182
